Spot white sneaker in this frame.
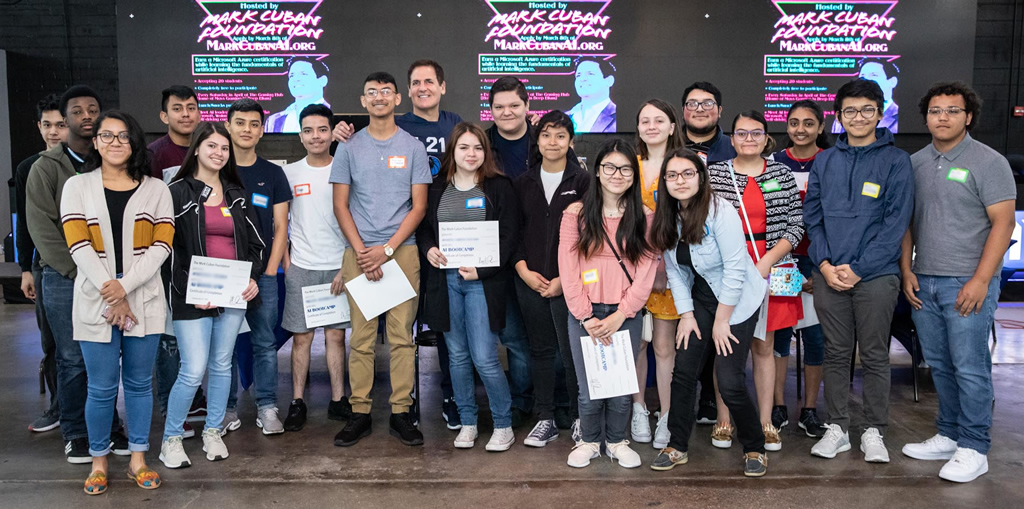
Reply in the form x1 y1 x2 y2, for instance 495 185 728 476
202 428 229 461
902 434 957 461
811 424 851 459
567 441 601 468
653 412 671 449
159 436 191 469
256 407 285 435
571 418 582 445
630 403 652 443
860 428 890 463
485 427 515 452
606 440 641 468
939 447 989 483
453 425 478 449
220 410 241 436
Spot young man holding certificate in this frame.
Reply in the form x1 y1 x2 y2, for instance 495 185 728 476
330 72 431 447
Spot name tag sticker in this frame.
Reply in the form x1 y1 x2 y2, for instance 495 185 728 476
294 183 311 196
582 269 599 285
861 182 880 199
653 189 658 202
220 207 232 217
388 156 407 169
465 197 485 209
761 179 781 192
947 168 969 183
252 193 270 208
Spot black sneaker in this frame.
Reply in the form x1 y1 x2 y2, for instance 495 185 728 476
510 408 526 429
441 398 462 430
696 399 717 425
553 407 573 430
284 399 307 432
798 408 828 438
771 405 789 430
28 409 60 433
65 438 91 464
327 397 353 422
389 412 424 446
110 429 131 456
334 413 372 447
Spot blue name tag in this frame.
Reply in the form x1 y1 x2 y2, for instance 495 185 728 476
252 193 269 208
466 197 485 209
653 189 658 202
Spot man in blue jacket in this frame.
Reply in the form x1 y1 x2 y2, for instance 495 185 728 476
803 79 914 464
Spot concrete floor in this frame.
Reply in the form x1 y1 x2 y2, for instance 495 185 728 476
1 301 1023 508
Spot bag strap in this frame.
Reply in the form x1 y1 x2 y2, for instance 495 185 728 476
604 236 634 285
727 160 761 263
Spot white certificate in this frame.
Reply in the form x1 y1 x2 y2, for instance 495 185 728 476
185 256 253 309
579 330 640 400
344 259 417 320
302 284 351 328
439 221 500 268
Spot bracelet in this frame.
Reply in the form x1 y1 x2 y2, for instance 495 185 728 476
579 315 594 327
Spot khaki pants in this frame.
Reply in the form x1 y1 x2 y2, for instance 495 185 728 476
342 245 419 414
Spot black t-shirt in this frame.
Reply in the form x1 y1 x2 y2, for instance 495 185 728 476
676 240 717 306
105 185 139 275
65 144 87 172
237 157 292 271
492 130 530 179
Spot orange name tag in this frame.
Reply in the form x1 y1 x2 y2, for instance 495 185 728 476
294 183 311 196
388 156 407 169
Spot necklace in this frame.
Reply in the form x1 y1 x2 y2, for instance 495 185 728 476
372 132 395 161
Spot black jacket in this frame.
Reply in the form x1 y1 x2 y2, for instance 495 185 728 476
417 174 520 332
167 175 265 321
513 157 591 280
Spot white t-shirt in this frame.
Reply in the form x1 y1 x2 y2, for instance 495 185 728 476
283 157 347 270
540 168 564 205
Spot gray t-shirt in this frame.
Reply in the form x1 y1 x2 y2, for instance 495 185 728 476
437 183 487 222
329 127 431 246
910 133 1016 276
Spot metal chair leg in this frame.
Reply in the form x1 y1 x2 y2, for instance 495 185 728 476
795 330 803 401
911 329 920 403
39 359 46 395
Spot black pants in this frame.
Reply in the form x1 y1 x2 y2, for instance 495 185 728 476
515 277 577 420
666 296 765 454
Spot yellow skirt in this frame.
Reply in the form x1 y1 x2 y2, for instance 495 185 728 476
646 289 680 320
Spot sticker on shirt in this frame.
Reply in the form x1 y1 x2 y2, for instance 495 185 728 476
947 168 970 183
251 193 270 208
696 152 708 165
760 179 781 192
466 197 485 209
653 189 658 202
861 182 880 199
220 207 232 217
582 269 599 285
294 184 311 197
388 156 407 169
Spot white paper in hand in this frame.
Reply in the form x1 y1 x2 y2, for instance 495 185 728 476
579 330 639 400
302 284 351 328
185 256 252 309
344 259 416 320
439 221 500 268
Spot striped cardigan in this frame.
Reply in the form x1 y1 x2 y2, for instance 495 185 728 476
60 171 175 342
707 159 804 265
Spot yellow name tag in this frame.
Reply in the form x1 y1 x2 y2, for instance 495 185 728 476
220 207 232 217
861 182 880 198
582 269 599 285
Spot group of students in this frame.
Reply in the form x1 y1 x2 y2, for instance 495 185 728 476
15 58 1011 495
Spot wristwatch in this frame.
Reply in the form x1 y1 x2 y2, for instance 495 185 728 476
383 244 394 258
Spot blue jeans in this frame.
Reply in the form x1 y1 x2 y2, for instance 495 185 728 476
911 274 999 454
228 274 279 410
164 308 246 439
445 271 513 428
81 330 160 456
498 290 533 413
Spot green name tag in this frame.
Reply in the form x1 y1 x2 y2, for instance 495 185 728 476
761 179 781 192
947 168 969 183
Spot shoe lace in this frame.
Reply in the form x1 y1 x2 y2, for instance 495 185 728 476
203 429 224 443
572 441 600 454
394 414 416 432
924 434 950 447
530 420 554 437
804 411 823 427
746 452 767 467
862 430 884 448
166 436 184 451
824 425 845 444
949 448 974 465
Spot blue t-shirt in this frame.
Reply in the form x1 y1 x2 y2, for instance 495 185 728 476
238 157 292 268
396 110 463 177
492 130 530 179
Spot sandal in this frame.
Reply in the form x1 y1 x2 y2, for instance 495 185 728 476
127 466 162 490
83 471 107 495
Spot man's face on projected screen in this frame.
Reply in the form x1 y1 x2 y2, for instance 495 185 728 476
574 60 613 101
858 62 897 103
288 60 328 102
361 81 400 118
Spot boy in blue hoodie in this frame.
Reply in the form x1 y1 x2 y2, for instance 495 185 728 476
803 79 914 464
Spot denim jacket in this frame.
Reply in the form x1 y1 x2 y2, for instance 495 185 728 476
665 195 767 325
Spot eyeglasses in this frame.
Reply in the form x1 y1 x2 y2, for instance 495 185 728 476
684 99 718 111
733 130 766 141
599 163 635 178
363 88 395 98
664 169 698 181
97 132 130 144
927 106 965 116
840 106 878 119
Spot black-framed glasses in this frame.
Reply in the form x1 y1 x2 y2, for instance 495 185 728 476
841 106 878 119
364 88 395 98
684 99 718 111
733 130 766 141
664 169 698 181
927 106 965 116
97 132 130 144
599 163 635 178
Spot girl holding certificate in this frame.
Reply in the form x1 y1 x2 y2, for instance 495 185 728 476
418 122 520 451
161 122 263 469
61 111 174 494
648 147 768 477
558 138 657 469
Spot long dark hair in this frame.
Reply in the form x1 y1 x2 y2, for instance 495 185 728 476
635 99 683 160
651 148 715 250
784 100 832 149
440 122 503 184
172 122 243 188
731 110 776 156
83 110 151 182
529 110 574 168
575 138 650 263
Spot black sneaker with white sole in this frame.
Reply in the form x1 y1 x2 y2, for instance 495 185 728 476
29 409 60 433
771 405 789 430
442 398 461 430
65 438 91 464
110 429 131 456
524 419 559 447
798 408 828 438
696 399 717 425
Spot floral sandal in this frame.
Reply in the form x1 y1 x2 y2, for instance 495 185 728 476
83 471 107 495
127 466 162 490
